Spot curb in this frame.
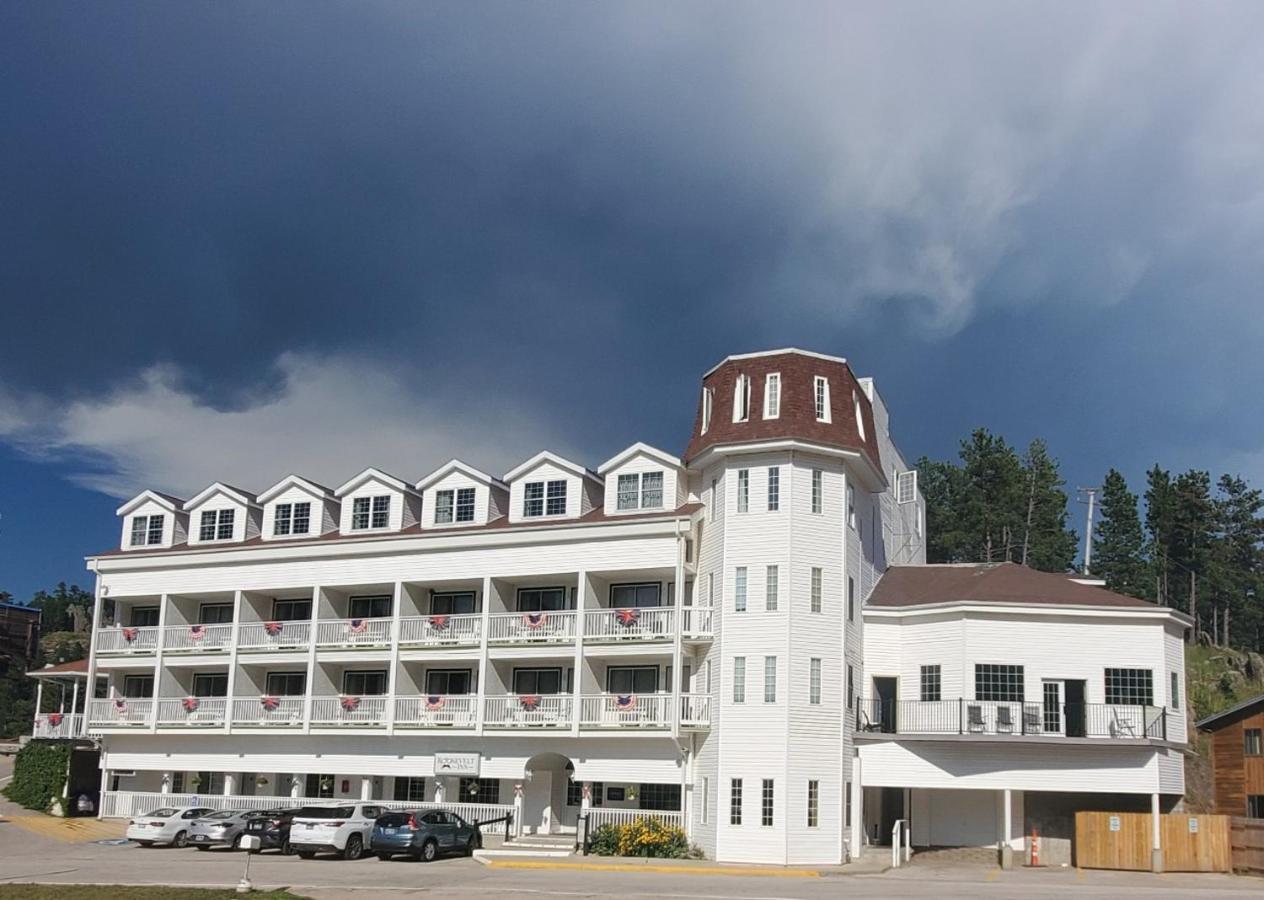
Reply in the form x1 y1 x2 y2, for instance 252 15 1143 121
482 859 823 878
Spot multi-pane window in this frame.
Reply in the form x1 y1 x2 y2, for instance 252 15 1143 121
1171 672 1181 710
809 658 821 705
122 674 154 697
342 670 388 695
847 577 855 621
455 487 475 522
896 471 918 504
921 665 941 702
814 376 830 421
810 568 822 613
199 509 235 541
460 778 501 804
131 606 160 627
524 480 567 516
546 480 567 515
847 484 856 528
435 488 476 524
349 594 392 619
523 482 544 517
764 373 780 419
617 472 664 511
352 495 390 530
305 773 335 798
146 514 164 545
765 565 779 611
198 603 233 624
425 669 472 695
764 656 777 703
761 779 774 827
737 469 749 513
610 583 661 608
130 517 147 546
976 664 1025 702
1245 729 1263 756
735 567 747 612
733 657 746 703
1104 668 1153 706
767 467 780 511
274 502 311 536
265 671 306 696
730 779 743 825
394 777 427 802
811 469 823 514
807 781 819 828
638 783 682 811
273 598 311 621
517 587 568 611
617 474 639 511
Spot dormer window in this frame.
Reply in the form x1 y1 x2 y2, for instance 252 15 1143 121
129 515 165 547
617 471 664 511
814 376 831 422
524 480 566 517
854 390 866 440
763 373 781 419
198 509 235 541
733 374 751 422
436 487 476 524
352 495 390 530
274 502 311 536
701 387 713 434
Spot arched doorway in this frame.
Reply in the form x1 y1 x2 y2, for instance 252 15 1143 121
522 752 574 834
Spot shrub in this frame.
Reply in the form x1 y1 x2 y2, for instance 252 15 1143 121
587 817 703 859
3 740 71 812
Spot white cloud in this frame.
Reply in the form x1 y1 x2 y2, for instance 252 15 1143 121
0 353 580 500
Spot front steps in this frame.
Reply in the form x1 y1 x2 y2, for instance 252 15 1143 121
474 831 577 862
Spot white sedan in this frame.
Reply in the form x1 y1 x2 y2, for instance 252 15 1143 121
126 806 215 847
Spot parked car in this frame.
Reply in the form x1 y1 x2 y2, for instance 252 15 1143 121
289 804 386 860
125 806 215 848
188 809 266 850
242 807 303 854
370 809 481 861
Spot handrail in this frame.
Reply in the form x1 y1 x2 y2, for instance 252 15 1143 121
475 811 515 842
891 818 912 868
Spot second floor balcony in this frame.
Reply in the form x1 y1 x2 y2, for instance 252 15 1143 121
32 712 87 739
855 698 1170 742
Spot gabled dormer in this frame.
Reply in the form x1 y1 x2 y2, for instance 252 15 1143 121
183 483 261 546
116 490 187 551
503 451 602 524
414 460 508 529
334 467 421 535
257 475 339 541
596 443 685 516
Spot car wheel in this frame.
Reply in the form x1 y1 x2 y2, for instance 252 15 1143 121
375 852 392 861
343 834 364 861
297 850 316 859
233 834 245 851
464 835 476 856
172 830 188 849
420 838 438 862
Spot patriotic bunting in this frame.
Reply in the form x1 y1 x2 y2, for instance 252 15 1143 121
340 695 362 713
522 612 548 630
182 697 200 713
425 695 446 711
260 695 280 712
519 694 542 711
615 608 640 627
263 621 283 637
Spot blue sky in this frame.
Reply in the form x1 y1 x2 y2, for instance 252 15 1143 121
3 3 1264 600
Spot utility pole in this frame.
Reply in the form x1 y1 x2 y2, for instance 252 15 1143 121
1077 487 1098 576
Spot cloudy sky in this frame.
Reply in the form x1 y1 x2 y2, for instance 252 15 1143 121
2 3 1263 598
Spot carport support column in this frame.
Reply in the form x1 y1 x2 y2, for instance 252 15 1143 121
999 789 1014 869
850 754 864 860
224 773 236 796
161 772 172 794
360 776 373 801
1150 792 1164 873
290 776 302 799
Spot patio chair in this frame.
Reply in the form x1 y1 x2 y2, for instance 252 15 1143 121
1109 706 1139 738
996 705 1014 733
967 704 985 733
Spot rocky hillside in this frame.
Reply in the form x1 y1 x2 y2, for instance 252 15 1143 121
1183 642 1264 812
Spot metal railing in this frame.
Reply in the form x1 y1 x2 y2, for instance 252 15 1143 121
88 698 154 728
309 695 390 727
484 694 573 728
314 617 394 647
230 696 306 728
32 712 86 739
487 611 577 644
95 626 161 654
398 614 482 647
394 695 477 728
237 620 311 651
156 697 228 728
855 699 1168 740
583 608 674 643
578 693 672 729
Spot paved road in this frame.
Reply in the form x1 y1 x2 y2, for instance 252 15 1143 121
0 808 1257 899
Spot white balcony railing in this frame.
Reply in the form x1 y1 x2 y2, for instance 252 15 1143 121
95 626 160 655
32 712 86 739
88 698 154 728
680 692 711 728
681 607 714 639
237 620 311 651
579 693 672 728
398 614 482 647
484 694 573 728
161 623 234 653
394 695 478 728
155 697 228 728
586 807 684 831
310 695 390 727
231 696 305 728
314 617 394 648
487 611 577 644
583 608 674 643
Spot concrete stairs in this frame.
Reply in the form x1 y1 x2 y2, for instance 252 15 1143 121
474 831 577 863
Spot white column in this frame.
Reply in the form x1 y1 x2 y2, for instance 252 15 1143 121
385 581 403 734
434 778 447 803
360 776 373 801
290 775 302 799
671 524 686 738
475 576 492 735
1000 789 1014 869
150 593 169 733
161 772 172 795
223 590 243 734
571 571 586 737
71 679 80 716
85 562 105 764
59 682 66 713
850 755 864 861
302 586 321 734
513 783 524 838
34 681 44 727
1151 792 1164 873
224 773 236 796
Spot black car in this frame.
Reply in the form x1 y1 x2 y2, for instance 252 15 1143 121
242 807 303 854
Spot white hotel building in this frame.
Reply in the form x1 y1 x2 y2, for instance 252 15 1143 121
65 348 1188 865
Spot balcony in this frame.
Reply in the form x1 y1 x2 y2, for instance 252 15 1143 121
32 712 86 739
583 608 674 644
161 623 233 653
230 696 305 728
398 614 481 648
484 694 574 728
238 620 311 652
156 697 228 728
579 693 673 729
88 698 154 729
95 626 161 655
394 694 478 729
487 611 576 645
314 617 393 648
680 607 714 640
855 699 1169 741
310 695 390 727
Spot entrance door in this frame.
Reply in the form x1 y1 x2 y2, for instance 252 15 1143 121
874 677 898 733
1042 680 1064 735
877 787 905 845
1064 680 1087 738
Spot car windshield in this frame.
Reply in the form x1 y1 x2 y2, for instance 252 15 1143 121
296 806 355 819
205 811 238 819
144 808 177 817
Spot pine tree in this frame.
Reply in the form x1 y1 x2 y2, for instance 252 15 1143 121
1019 440 1078 572
915 456 964 563
1170 470 1216 634
1210 475 1264 648
957 429 1025 563
1093 469 1148 597
1145 466 1177 606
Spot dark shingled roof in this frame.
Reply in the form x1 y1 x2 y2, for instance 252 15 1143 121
1195 694 1264 731
868 562 1158 610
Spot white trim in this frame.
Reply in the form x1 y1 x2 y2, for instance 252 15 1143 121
814 376 832 423
257 475 334 505
183 482 259 511
116 490 183 517
503 450 601 485
334 467 417 498
414 459 508 493
701 348 847 379
762 372 781 420
688 438 886 490
863 601 1192 623
596 442 683 475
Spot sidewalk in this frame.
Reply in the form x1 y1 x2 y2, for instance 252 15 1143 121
479 853 843 878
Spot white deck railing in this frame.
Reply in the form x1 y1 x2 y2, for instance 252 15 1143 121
398 614 482 647
95 626 160 655
32 712 86 739
487 611 577 644
155 697 228 728
394 695 477 728
237 620 311 651
579 693 672 728
484 694 573 728
585 807 684 830
230 696 305 728
309 695 389 727
315 617 394 648
161 623 234 653
681 607 714 638
679 693 711 727
88 698 154 728
583 608 674 643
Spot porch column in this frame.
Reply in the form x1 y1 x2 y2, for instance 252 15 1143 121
434 778 447 803
98 768 110 821
360 776 373 801
161 772 172 795
581 782 592 814
34 680 44 723
850 755 864 861
223 773 236 796
513 783 524 837
59 682 66 713
71 679 80 717
1151 792 1164 873
290 775 302 799
999 789 1014 869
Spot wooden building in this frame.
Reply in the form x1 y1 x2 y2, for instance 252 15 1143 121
1197 696 1264 818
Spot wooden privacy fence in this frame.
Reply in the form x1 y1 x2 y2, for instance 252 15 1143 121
1231 818 1264 875
1075 812 1231 872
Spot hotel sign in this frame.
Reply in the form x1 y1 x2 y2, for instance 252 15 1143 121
434 752 480 776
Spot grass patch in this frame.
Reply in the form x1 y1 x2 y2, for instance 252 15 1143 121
0 888 306 900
